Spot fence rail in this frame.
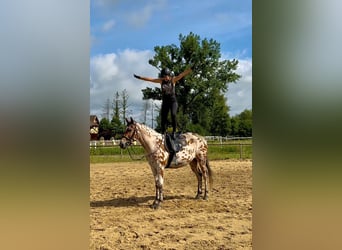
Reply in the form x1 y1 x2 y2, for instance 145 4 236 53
89 137 252 160
89 136 253 147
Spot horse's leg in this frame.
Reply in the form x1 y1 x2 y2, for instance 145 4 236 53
190 159 202 199
151 167 164 209
198 157 209 200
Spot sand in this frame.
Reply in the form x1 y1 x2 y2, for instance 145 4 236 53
90 160 252 250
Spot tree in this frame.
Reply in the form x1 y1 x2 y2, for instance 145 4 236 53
142 99 150 124
209 91 231 136
98 117 115 140
113 91 120 120
101 98 111 121
230 109 252 137
142 32 241 134
120 89 129 125
110 116 124 139
99 117 111 131
237 109 252 137
230 116 240 136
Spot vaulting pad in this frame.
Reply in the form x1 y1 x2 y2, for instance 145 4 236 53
164 132 187 153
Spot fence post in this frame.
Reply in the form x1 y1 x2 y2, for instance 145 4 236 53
240 143 242 160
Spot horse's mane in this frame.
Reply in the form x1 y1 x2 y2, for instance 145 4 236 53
135 121 207 145
136 122 162 138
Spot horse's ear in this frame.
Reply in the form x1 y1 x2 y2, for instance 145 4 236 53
125 117 130 125
130 117 134 124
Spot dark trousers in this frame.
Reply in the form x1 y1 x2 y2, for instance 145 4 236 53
161 97 178 134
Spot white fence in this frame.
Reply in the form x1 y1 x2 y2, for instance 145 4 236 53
204 136 252 142
90 137 252 159
89 139 120 147
90 137 252 147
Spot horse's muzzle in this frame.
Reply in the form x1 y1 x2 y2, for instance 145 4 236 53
119 140 128 149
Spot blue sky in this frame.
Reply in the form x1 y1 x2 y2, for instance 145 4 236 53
90 0 252 126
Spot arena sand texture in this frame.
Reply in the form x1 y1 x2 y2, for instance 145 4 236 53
90 160 252 250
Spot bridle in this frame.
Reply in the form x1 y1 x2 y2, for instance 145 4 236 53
121 121 162 161
122 123 138 146
121 123 148 161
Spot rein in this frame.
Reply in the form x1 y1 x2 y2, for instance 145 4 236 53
126 145 146 161
123 123 159 161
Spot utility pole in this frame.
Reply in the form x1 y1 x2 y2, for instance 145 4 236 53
151 99 154 129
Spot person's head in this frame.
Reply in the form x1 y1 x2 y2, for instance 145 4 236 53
160 68 172 80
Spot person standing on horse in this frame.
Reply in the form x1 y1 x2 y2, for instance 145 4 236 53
133 67 192 135
133 66 192 168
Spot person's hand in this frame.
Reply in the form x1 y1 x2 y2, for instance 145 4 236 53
133 74 141 79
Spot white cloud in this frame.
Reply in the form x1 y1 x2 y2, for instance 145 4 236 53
226 58 252 116
127 6 153 28
237 91 244 97
102 19 115 32
90 49 159 122
91 53 119 81
220 52 252 116
126 0 166 28
90 50 252 120
215 12 251 31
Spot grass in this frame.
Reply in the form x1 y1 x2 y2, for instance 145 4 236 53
208 143 252 160
90 142 252 164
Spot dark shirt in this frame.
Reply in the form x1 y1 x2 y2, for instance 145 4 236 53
161 79 176 100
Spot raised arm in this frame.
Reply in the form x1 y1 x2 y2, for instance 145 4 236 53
133 74 162 84
173 67 192 83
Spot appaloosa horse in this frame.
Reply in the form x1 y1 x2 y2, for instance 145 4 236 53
119 117 213 209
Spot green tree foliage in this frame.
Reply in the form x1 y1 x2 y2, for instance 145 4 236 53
142 32 241 135
98 91 126 139
113 91 120 120
111 116 125 139
98 117 115 139
230 116 240 136
120 89 129 125
99 117 111 131
230 109 252 137
102 98 111 121
209 91 232 136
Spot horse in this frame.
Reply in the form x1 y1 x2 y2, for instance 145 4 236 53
119 117 213 209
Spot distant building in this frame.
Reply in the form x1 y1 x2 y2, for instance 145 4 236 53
90 115 99 140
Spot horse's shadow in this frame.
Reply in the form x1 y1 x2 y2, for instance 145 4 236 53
90 194 193 208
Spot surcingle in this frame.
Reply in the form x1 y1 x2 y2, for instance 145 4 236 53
164 132 187 153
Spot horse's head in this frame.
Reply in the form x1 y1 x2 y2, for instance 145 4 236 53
119 117 138 149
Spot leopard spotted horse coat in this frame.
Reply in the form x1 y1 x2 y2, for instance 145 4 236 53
120 117 213 209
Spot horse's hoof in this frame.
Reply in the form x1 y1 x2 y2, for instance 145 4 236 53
151 201 161 209
195 194 201 199
203 196 209 201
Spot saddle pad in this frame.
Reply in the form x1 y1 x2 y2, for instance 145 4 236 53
164 132 187 153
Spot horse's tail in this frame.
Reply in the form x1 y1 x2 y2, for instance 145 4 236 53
206 157 213 189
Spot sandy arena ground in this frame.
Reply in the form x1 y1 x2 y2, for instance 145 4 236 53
90 160 252 250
